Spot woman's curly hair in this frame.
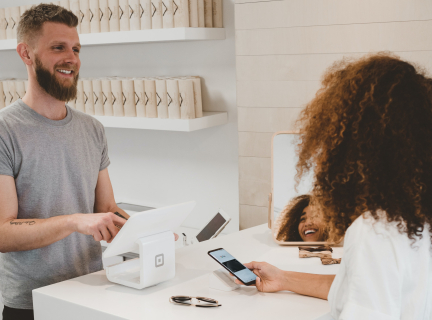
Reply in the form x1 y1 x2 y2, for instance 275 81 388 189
296 52 432 243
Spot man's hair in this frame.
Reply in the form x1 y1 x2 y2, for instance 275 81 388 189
296 52 432 243
17 3 78 44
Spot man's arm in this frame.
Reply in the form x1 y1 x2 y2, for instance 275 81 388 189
94 168 130 220
0 175 126 253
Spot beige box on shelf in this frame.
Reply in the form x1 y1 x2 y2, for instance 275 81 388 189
75 80 86 112
19 6 27 18
15 81 26 100
212 0 222 28
0 9 6 40
151 0 163 29
178 79 195 119
189 0 198 27
155 79 168 119
89 0 101 33
191 76 203 118
204 0 212 27
122 79 137 117
67 97 76 109
166 79 180 119
162 0 174 29
129 0 141 30
70 0 81 33
134 79 146 117
101 79 114 116
5 8 13 39
0 82 5 110
144 78 157 118
197 0 204 27
173 0 189 28
111 78 125 117
139 0 152 29
11 7 20 39
5 80 16 105
119 0 130 31
99 0 110 32
83 79 95 115
108 0 120 32
92 79 105 116
79 0 91 34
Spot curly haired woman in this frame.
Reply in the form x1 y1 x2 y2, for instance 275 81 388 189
236 53 432 319
274 195 328 242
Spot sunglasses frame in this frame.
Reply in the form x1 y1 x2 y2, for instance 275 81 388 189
169 296 221 307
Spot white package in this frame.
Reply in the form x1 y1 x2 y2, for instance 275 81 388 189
139 0 152 29
111 78 124 117
108 0 120 32
101 79 114 116
92 79 105 115
119 0 130 31
155 79 168 119
144 78 157 118
134 79 146 117
122 79 137 117
166 79 180 119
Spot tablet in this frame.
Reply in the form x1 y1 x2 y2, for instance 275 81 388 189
195 208 231 242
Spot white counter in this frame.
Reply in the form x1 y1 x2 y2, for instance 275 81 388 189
33 224 342 320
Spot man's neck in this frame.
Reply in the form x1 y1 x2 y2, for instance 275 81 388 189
22 78 67 121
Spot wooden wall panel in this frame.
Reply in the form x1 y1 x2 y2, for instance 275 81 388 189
236 20 432 56
238 107 302 132
237 51 432 82
239 205 268 229
238 132 274 157
236 0 432 29
237 80 320 108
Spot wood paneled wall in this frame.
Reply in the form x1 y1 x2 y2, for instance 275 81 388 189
235 0 432 229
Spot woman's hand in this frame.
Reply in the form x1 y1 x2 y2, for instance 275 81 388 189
233 261 287 292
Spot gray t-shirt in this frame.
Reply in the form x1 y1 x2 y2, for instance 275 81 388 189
0 100 110 309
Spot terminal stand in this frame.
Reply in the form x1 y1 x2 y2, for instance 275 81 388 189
105 231 175 289
209 268 240 291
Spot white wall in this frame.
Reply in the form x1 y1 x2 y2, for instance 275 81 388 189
0 0 239 233
235 0 432 229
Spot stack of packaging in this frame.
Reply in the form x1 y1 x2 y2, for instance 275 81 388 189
0 76 203 120
0 79 28 109
0 0 223 39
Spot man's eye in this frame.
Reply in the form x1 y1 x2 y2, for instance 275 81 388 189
73 49 80 53
54 46 63 50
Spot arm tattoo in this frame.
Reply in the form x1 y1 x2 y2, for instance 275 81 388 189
10 221 36 226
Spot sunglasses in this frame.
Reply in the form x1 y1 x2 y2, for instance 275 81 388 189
169 296 221 307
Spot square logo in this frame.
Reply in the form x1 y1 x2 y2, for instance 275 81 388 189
155 254 164 267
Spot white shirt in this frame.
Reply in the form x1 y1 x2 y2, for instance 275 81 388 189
324 211 432 320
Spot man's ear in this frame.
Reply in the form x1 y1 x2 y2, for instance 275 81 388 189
16 43 33 66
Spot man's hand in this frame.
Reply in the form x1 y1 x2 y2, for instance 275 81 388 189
71 212 127 243
232 261 287 292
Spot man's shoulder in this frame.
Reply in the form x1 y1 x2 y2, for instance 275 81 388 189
69 107 104 131
0 101 25 122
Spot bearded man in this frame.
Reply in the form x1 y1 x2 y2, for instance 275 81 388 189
0 4 131 320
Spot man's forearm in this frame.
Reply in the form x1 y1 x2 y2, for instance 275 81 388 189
0 215 76 253
282 271 335 300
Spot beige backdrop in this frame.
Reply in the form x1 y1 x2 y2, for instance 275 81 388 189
235 0 432 229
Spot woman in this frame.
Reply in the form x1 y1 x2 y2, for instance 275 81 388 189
274 195 327 242
237 53 432 319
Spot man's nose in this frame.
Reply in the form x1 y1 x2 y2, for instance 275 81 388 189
64 49 79 66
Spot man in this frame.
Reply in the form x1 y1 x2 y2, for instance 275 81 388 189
0 4 131 319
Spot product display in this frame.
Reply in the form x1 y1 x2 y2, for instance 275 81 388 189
0 76 204 120
0 0 222 40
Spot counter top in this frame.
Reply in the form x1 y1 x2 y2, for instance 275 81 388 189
33 224 342 320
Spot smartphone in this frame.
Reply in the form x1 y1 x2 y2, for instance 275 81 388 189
208 248 257 286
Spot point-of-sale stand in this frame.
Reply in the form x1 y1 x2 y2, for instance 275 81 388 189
103 202 196 290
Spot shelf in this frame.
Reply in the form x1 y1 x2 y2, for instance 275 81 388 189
0 28 225 51
92 111 228 132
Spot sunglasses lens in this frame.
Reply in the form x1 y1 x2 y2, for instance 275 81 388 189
174 296 190 301
197 297 217 303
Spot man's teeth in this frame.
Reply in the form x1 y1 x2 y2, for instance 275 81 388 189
305 230 316 235
58 69 72 74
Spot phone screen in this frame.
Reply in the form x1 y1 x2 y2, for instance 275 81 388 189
208 248 257 285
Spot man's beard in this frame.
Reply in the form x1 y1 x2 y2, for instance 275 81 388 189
34 57 79 102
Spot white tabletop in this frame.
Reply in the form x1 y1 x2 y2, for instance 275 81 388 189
33 224 342 320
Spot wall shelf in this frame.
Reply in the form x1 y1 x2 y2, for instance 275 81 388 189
92 111 227 132
0 28 226 51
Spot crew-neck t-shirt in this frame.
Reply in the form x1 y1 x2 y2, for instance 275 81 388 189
0 99 110 309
